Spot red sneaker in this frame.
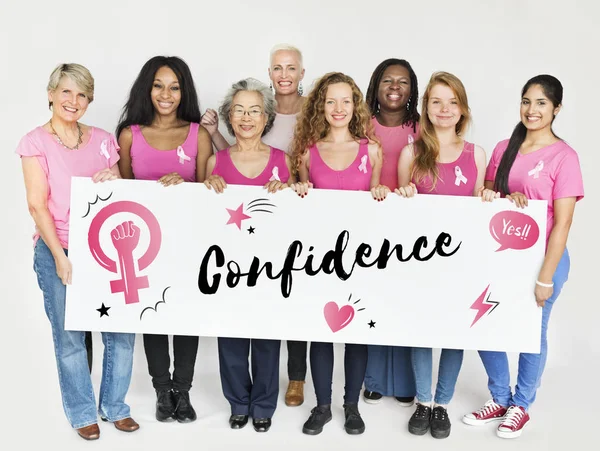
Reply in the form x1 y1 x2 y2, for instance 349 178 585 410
496 406 530 438
462 399 508 426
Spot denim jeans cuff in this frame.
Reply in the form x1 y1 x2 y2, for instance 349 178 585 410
71 419 99 429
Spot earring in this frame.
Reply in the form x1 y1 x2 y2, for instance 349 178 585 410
406 98 411 110
298 81 304 96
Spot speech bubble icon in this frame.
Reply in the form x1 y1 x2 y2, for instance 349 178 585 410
489 210 540 252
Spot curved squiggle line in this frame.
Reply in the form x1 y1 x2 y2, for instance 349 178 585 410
82 192 113 218
139 286 171 320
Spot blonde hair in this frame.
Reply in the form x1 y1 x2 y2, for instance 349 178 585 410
269 44 303 68
290 72 376 174
412 71 471 189
47 63 95 109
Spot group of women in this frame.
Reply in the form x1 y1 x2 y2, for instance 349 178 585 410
16 44 584 441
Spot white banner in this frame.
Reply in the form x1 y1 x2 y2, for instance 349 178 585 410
66 177 547 353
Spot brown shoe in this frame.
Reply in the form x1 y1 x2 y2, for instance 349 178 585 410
113 417 140 432
285 380 305 407
77 423 100 440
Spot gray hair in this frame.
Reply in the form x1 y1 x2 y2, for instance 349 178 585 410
270 43 303 69
47 63 95 109
219 78 277 137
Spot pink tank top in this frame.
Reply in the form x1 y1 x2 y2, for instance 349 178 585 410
309 139 372 191
130 123 199 182
212 147 290 186
412 141 477 196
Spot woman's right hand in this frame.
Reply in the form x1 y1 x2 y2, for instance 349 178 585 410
55 254 72 285
290 181 312 198
204 174 227 193
477 186 501 202
394 183 418 198
200 109 219 136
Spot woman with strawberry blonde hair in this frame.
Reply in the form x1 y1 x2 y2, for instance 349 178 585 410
291 72 386 436
395 71 487 439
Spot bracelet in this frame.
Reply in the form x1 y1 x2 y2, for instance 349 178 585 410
535 280 554 288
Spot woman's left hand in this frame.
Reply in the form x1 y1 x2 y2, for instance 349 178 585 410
264 180 288 193
371 184 391 201
534 283 553 307
158 172 185 186
92 168 119 183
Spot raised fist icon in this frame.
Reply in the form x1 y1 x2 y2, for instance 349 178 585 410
111 221 141 253
109 220 148 304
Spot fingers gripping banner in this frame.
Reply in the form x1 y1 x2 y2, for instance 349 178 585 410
66 178 547 353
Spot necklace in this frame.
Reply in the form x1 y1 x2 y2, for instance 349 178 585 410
49 121 83 150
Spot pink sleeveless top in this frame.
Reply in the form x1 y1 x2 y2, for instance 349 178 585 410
413 141 477 196
373 118 419 190
212 147 290 186
309 139 372 191
130 123 199 182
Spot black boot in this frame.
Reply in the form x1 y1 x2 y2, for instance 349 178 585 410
343 403 365 435
155 389 176 422
302 405 332 435
173 389 197 423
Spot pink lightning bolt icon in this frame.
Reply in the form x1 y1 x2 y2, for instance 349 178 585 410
470 284 499 327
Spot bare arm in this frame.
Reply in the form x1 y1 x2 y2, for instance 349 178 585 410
368 142 383 189
210 130 230 152
397 144 414 187
298 151 310 183
539 197 576 283
284 154 297 184
473 144 487 196
196 125 213 183
117 127 134 179
205 154 216 179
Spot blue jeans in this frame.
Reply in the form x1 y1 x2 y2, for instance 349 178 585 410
412 348 464 405
478 249 570 411
33 238 136 429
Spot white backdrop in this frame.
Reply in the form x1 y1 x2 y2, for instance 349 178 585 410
1 0 599 449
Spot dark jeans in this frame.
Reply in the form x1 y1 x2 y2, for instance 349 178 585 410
85 332 92 372
143 334 199 391
287 340 307 381
310 342 367 405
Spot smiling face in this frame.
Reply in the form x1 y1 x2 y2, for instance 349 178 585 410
323 82 354 128
269 50 305 96
377 64 411 112
230 90 267 139
520 84 560 132
47 75 90 123
150 65 181 116
426 83 462 130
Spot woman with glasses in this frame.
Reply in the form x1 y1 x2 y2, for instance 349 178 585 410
204 78 295 433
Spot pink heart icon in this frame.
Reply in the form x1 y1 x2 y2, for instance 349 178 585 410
323 302 355 333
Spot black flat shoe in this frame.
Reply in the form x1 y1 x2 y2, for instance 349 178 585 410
252 417 272 432
302 405 332 435
229 414 249 429
343 403 365 435
173 390 197 423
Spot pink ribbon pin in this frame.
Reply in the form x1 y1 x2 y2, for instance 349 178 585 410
100 140 110 160
269 166 281 182
528 161 544 179
454 166 467 186
408 134 414 144
358 155 368 174
177 146 191 164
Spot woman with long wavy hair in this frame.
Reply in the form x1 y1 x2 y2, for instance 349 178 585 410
395 72 487 439
291 72 385 436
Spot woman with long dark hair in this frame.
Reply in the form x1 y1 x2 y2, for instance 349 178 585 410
463 75 583 439
361 58 420 408
116 55 212 423
291 72 384 436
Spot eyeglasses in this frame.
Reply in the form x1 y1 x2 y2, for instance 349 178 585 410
231 107 264 118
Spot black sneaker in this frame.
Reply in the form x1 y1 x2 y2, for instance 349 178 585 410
173 389 197 423
343 403 365 435
395 396 415 407
408 403 431 435
302 405 332 435
155 389 176 422
363 390 383 404
430 406 451 439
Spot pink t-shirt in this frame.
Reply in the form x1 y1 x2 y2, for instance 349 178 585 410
308 139 372 191
212 147 290 186
373 118 419 190
413 141 478 196
485 139 584 241
262 113 298 154
16 126 120 248
130 123 199 182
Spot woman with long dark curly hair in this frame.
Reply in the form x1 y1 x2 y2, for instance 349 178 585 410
291 72 385 436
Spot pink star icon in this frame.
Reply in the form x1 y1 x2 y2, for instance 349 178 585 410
226 203 251 229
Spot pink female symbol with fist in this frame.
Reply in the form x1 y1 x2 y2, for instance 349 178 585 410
88 201 162 304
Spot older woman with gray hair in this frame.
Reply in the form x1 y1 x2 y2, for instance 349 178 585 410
204 78 295 432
